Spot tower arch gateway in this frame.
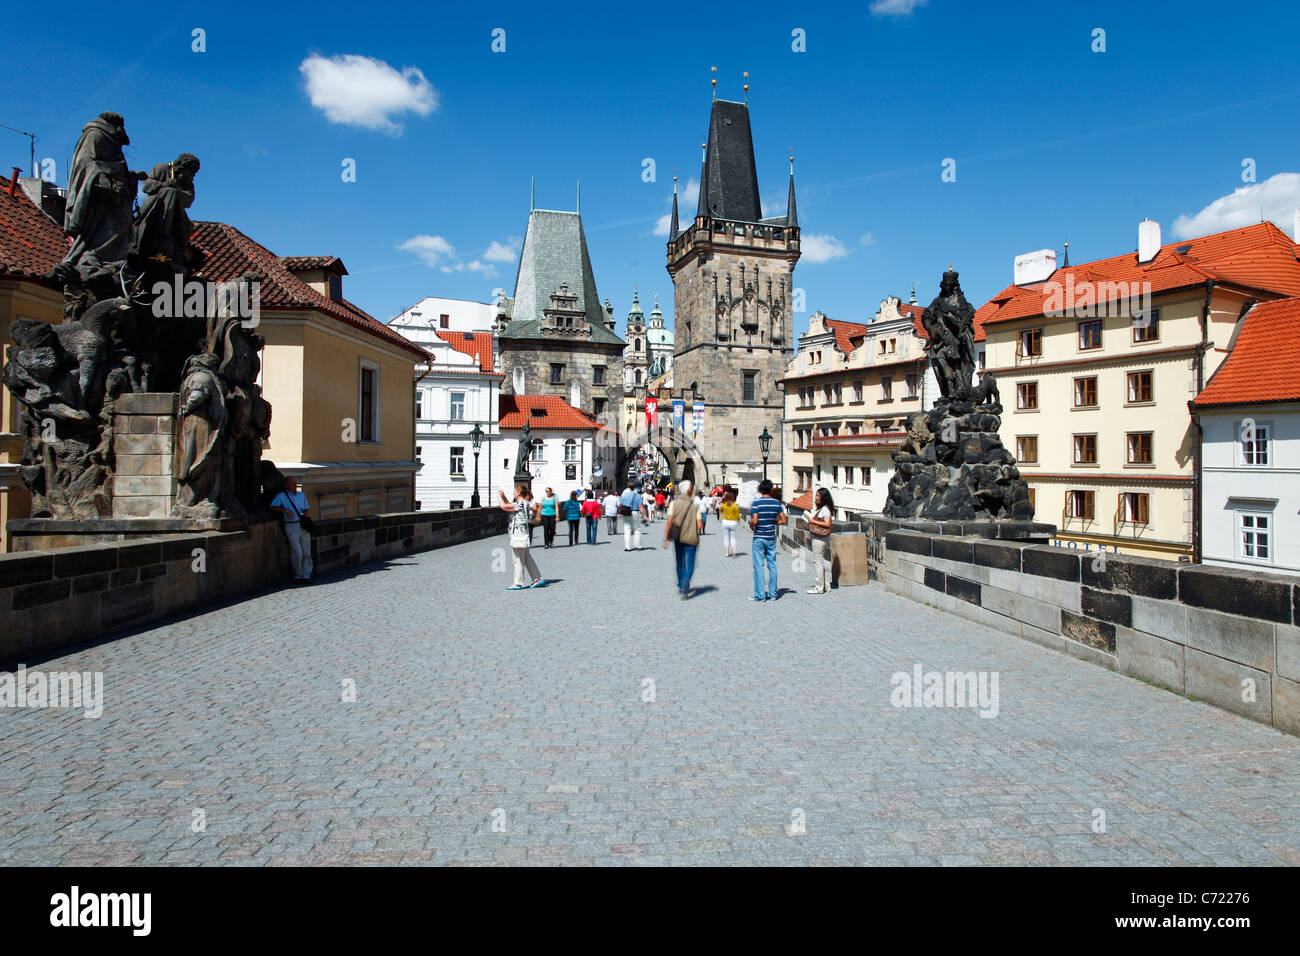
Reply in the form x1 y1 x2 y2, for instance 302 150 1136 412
665 91 798 487
618 427 710 490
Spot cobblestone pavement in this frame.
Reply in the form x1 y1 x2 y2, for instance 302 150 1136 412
3 520 1299 866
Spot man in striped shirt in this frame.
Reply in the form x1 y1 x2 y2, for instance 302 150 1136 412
748 479 787 601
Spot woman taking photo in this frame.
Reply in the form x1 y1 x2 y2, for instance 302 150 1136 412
806 487 835 594
499 485 545 590
540 487 559 548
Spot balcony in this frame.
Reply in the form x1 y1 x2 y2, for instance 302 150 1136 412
807 431 907 450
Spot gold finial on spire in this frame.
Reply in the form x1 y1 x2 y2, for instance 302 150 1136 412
789 148 794 171
948 262 954 271
701 141 707 163
711 65 717 100
743 71 749 103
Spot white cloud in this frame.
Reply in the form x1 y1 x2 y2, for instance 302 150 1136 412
860 232 877 246
870 0 929 15
400 235 523 276
1172 173 1300 240
300 53 438 135
398 234 455 267
482 237 522 263
653 178 700 237
800 233 850 264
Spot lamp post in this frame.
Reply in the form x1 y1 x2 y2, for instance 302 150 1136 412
720 461 727 490
469 423 484 508
758 427 772 482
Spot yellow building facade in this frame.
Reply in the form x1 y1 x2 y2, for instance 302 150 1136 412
977 222 1300 560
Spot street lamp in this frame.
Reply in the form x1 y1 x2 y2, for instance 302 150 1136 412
720 461 727 490
469 423 484 508
758 427 772 482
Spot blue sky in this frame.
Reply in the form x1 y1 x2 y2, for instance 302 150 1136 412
6 0 1300 340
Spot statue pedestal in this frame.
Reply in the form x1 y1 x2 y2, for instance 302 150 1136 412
111 393 178 519
6 515 254 552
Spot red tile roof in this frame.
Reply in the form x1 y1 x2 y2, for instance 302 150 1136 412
435 329 494 372
1194 296 1300 407
788 490 814 511
499 395 597 431
0 173 68 285
279 255 347 274
825 317 870 355
976 222 1300 329
190 221 428 361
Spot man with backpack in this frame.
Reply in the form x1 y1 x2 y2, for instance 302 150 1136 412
618 480 643 551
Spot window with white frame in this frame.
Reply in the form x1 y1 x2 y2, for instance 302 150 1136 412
415 390 423 419
564 438 578 462
1238 421 1271 466
1238 510 1271 561
449 391 466 421
449 446 465 476
529 439 544 462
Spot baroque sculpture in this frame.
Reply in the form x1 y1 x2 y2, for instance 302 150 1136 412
883 269 1034 522
1 112 276 521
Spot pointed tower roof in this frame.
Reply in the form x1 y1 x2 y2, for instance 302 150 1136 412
700 99 762 222
499 207 623 344
627 287 644 324
670 176 680 238
785 159 798 228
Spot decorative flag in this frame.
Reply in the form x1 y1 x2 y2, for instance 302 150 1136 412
672 399 685 432
645 397 658 430
692 402 705 437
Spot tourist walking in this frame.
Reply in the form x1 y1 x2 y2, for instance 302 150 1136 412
540 488 558 548
655 488 667 520
564 490 582 545
719 489 741 557
806 487 835 594
500 486 545 590
602 488 619 534
618 480 643 550
582 490 601 544
269 477 313 584
749 479 786 601
697 490 708 535
663 479 704 599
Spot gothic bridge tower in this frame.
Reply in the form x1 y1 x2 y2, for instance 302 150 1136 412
666 91 799 488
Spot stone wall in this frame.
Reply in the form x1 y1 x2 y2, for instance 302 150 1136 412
0 507 510 664
111 392 178 519
497 338 623 418
866 518 1300 736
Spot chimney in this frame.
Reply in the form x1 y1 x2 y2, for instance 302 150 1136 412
1013 249 1057 286
6 167 18 196
1138 219 1161 264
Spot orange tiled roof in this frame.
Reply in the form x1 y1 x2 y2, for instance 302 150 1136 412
191 221 428 361
499 394 597 431
788 490 814 511
976 222 1300 329
0 173 68 284
435 329 494 372
825 317 870 355
279 255 346 274
1194 296 1300 407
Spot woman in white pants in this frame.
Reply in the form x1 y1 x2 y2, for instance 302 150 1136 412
806 487 834 594
500 485 545 590
718 489 741 557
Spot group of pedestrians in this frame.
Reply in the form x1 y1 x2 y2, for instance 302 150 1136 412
499 475 838 601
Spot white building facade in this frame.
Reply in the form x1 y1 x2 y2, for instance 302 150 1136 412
388 297 502 510
496 395 599 497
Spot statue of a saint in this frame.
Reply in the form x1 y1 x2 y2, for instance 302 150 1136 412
131 153 200 267
173 353 227 518
62 112 143 276
921 269 978 399
512 419 534 482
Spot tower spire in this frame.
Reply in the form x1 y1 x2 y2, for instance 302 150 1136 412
786 151 797 228
670 171 679 237
1063 240 1070 267
696 142 709 219
711 66 717 101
